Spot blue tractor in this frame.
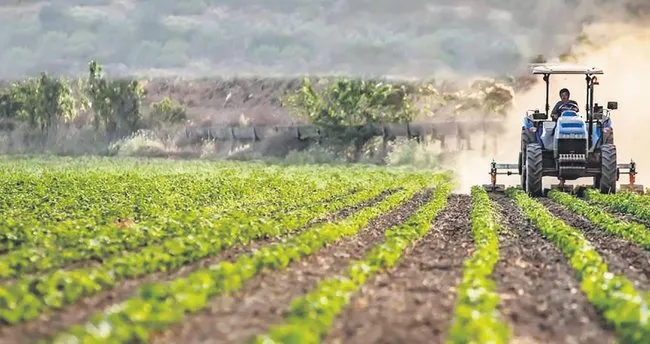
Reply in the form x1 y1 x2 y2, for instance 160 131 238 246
485 63 643 196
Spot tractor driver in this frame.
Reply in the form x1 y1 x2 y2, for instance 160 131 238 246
551 88 579 120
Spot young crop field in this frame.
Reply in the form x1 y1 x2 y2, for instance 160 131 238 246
0 156 649 344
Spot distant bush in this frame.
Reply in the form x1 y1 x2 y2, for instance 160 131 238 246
150 96 187 125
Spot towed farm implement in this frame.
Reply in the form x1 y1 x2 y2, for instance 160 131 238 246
484 63 643 196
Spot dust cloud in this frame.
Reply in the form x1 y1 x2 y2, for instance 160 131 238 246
571 23 650 187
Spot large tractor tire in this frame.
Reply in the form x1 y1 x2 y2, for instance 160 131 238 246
519 152 526 189
520 128 535 189
526 143 543 196
599 144 617 194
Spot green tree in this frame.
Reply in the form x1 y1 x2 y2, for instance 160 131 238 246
282 77 417 161
0 73 75 138
86 60 145 139
34 73 75 132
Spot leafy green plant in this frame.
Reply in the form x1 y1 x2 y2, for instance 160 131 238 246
447 186 510 344
0 159 448 328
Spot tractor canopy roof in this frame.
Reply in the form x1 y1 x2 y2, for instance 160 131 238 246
529 63 603 75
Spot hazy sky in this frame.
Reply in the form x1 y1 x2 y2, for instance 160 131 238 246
0 0 647 79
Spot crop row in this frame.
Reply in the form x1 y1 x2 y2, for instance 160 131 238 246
5 155 650 343
48 174 448 342
548 190 650 249
508 188 650 343
53 183 645 344
584 189 650 223
447 186 510 343
0 169 418 325
253 183 452 343
0 171 361 280
0 162 385 252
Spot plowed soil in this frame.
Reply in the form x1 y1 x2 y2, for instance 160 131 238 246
149 189 434 344
541 198 650 291
322 194 473 344
0 189 394 344
490 194 616 344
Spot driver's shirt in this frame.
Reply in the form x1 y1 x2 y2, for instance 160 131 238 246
552 100 579 115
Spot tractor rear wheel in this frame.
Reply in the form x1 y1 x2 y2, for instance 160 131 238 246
600 144 617 194
520 128 534 189
526 143 543 196
519 152 526 189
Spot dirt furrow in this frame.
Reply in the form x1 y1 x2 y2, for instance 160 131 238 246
0 189 395 344
321 194 472 344
490 194 616 344
540 198 650 291
149 188 434 344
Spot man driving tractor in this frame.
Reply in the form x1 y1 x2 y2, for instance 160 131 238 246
551 88 579 120
548 87 613 141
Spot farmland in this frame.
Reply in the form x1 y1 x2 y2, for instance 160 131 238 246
0 156 647 344
2 0 650 342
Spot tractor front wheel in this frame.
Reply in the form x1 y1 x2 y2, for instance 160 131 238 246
600 144 617 194
526 143 543 196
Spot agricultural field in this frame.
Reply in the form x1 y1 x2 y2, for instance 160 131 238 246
0 155 648 344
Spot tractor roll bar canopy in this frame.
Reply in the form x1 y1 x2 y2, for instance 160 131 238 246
529 63 604 149
529 63 604 75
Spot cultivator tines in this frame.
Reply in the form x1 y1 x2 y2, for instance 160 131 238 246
618 160 645 194
548 183 575 194
544 177 577 196
483 160 519 193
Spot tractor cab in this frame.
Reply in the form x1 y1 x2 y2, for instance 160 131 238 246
484 63 643 196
